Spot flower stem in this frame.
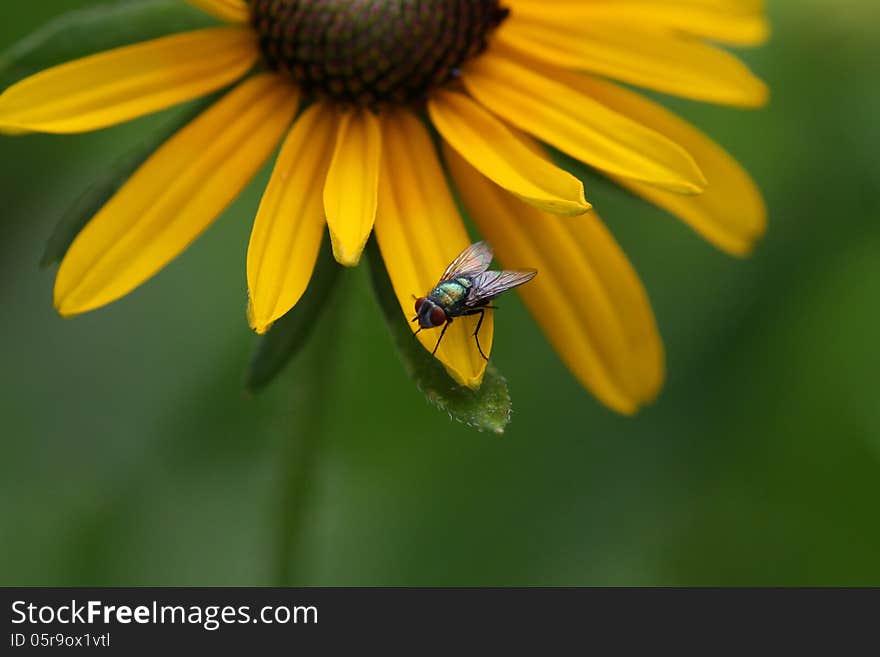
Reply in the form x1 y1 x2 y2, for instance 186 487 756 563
273 275 348 585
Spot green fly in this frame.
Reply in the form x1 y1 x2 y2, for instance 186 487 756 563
413 241 537 360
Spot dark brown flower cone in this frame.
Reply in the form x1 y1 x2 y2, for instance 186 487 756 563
251 0 509 107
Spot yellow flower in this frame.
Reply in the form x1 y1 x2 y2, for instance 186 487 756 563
0 0 768 414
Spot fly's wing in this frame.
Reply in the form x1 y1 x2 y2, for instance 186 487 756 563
440 241 494 282
465 269 538 307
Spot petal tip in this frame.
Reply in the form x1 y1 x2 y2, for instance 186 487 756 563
755 22 772 47
251 318 274 335
247 301 274 334
737 79 771 109
329 237 365 268
52 282 73 317
451 368 485 391
573 198 594 215
434 351 487 391
53 295 80 319
755 82 771 108
55 307 76 319
611 398 639 416
641 378 664 408
552 189 593 216
723 239 759 258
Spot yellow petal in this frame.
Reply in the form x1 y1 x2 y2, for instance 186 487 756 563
323 109 381 267
248 104 339 334
563 72 766 256
375 109 492 389
428 89 590 216
186 0 250 23
55 74 299 316
445 141 664 413
496 19 768 108
0 27 259 134
462 49 706 194
507 1 770 47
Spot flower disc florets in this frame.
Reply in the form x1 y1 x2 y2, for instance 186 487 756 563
251 0 509 107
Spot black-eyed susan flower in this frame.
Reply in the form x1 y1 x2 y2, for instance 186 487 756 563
0 0 768 414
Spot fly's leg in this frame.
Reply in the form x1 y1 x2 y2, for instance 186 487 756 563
462 306 497 361
473 309 489 361
432 320 451 355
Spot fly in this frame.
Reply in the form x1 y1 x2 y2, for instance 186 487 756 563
412 241 537 361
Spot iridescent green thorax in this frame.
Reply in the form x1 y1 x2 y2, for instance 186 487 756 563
250 0 509 107
430 277 472 313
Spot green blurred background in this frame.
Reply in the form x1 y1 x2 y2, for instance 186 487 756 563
1 0 878 586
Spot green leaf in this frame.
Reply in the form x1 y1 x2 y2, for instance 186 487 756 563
0 0 215 87
365 240 512 435
246 237 344 393
40 95 216 267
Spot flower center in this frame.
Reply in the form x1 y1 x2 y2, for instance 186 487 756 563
250 0 509 107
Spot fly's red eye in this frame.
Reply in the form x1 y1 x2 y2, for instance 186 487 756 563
430 306 447 326
414 297 425 313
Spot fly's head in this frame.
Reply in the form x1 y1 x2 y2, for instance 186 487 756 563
414 297 448 329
